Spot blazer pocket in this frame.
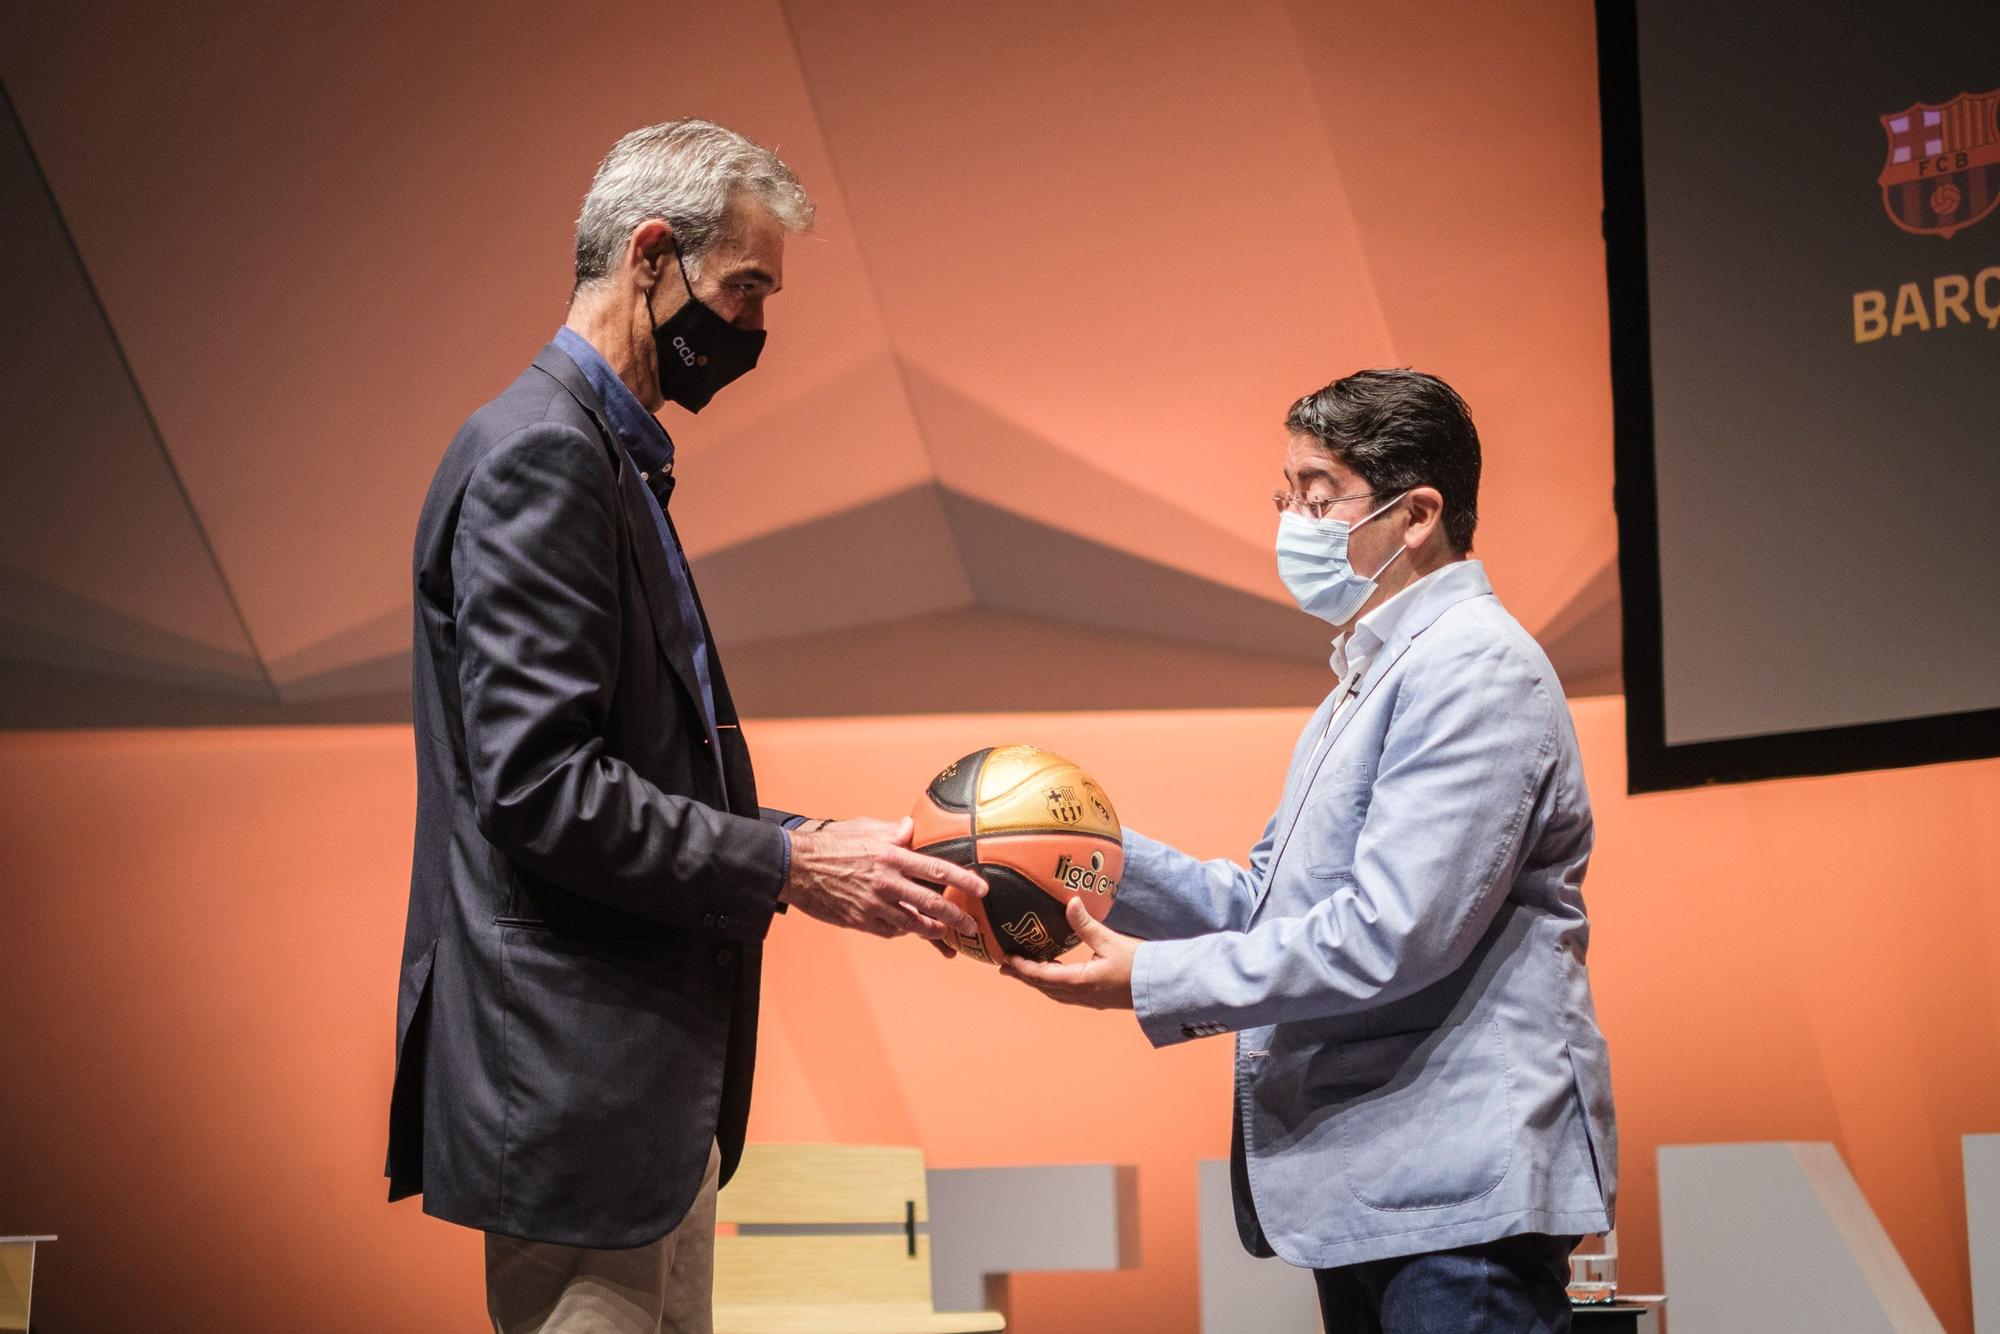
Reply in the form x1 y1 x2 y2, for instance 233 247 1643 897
495 925 722 1203
492 915 660 947
1298 763 1372 879
1327 1021 1515 1213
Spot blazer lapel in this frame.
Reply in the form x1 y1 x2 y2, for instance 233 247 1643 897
530 343 711 723
1265 636 1421 875
1266 690 1341 842
615 471 713 723
1263 561 1499 878
670 531 762 816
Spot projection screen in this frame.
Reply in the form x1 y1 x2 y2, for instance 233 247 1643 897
1597 0 2000 792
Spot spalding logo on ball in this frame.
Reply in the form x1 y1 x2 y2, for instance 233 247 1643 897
910 745 1122 964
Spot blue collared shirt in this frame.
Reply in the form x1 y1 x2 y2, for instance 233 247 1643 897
551 327 724 778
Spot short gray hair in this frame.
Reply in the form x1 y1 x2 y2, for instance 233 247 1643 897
572 118 814 291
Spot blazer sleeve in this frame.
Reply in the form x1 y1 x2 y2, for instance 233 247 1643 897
452 421 787 941
1104 819 1275 941
1128 634 1559 1046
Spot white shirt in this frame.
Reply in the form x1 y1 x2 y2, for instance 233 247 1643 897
1327 562 1458 721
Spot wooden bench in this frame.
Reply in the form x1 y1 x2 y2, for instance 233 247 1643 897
714 1145 1004 1334
0 1236 53 1334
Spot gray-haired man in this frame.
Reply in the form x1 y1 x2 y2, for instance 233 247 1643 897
388 119 986 1333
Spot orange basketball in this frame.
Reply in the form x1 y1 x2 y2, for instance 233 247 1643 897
910 746 1123 965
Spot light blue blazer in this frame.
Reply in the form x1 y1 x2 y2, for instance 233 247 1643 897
1110 560 1616 1269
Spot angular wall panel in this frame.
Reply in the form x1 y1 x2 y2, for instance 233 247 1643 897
0 84 272 725
0 3 1626 726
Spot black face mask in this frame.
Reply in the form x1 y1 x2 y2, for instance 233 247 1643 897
647 242 765 413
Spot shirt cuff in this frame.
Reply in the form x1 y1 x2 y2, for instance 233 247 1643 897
775 814 809 910
776 826 794 901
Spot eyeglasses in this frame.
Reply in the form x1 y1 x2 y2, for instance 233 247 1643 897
1272 489 1384 520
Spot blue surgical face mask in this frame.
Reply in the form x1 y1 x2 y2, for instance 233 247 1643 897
1275 493 1407 626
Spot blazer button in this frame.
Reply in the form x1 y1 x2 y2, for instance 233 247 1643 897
716 947 735 967
717 914 732 928
702 913 716 927
1181 1024 1198 1038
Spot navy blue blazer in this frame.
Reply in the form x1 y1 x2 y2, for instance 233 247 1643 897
388 342 792 1248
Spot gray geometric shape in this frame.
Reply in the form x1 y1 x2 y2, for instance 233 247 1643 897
926 1163 1138 1314
718 605 1336 718
1537 557 1623 698
0 81 272 726
1197 1158 1322 1334
1658 1142 1945 1334
1969 1135 2000 1334
264 603 408 701
692 485 975 648
695 478 1339 716
898 361 1292 620
267 651 411 720
0 563 268 699
0 656 408 730
941 489 1328 662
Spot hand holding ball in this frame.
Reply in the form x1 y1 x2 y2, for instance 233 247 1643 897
909 746 1122 964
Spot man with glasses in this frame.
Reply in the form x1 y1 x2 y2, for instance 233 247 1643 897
1008 369 1617 1334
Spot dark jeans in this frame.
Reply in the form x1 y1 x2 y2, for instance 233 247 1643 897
1314 1232 1578 1334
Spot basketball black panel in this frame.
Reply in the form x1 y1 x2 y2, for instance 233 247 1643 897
977 864 1080 962
926 749 990 813
913 837 975 868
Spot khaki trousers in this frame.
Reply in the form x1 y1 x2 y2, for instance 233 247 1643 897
487 1141 722 1334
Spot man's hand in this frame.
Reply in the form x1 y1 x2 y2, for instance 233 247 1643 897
809 816 907 841
782 816 986 941
1002 897 1137 1010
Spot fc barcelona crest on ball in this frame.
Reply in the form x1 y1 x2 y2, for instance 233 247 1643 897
1877 88 2000 239
1045 785 1085 825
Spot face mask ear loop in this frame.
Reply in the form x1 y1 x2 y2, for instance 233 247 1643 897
1369 542 1407 583
1353 490 1407 531
1355 491 1409 582
1357 490 1410 576
671 237 697 302
643 233 694 327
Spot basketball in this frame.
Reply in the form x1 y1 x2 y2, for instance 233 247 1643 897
910 745 1123 965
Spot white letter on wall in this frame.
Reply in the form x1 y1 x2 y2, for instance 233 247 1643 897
1659 1142 1945 1333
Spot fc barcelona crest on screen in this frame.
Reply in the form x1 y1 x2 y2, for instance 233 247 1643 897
1877 88 2000 238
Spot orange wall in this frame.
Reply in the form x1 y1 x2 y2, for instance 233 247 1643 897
2 704 1996 1331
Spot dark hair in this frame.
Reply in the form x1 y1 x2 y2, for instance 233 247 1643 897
1284 369 1481 553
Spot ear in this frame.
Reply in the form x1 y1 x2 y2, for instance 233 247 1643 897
626 219 677 287
1402 486 1446 550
